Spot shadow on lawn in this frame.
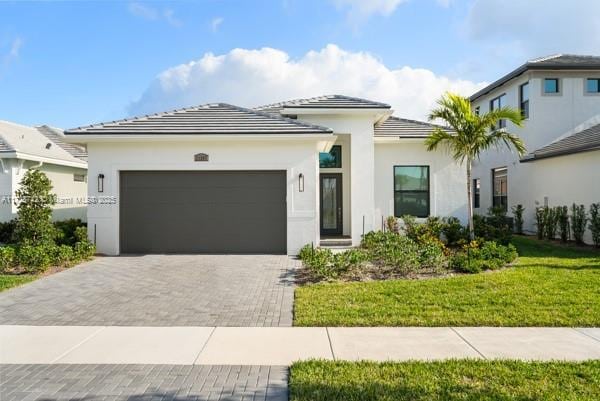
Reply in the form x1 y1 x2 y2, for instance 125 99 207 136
512 236 600 270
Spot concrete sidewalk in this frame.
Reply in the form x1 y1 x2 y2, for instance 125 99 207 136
2 326 600 365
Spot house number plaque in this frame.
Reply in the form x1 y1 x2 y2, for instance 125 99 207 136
194 153 209 162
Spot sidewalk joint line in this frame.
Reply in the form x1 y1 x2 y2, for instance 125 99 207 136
325 327 336 360
573 328 600 343
50 326 106 363
193 326 216 365
451 327 487 360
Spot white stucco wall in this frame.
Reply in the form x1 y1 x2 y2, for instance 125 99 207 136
85 139 323 256
522 151 600 243
374 140 468 225
0 159 87 222
472 71 600 242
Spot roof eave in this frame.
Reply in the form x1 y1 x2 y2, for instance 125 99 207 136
470 63 600 102
520 145 600 163
63 132 335 143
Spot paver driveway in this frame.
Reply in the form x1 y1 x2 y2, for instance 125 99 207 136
0 254 297 326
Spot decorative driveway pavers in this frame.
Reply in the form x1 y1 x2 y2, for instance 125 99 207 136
0 254 297 327
0 364 288 401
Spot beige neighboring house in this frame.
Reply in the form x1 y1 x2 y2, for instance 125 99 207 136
0 120 88 222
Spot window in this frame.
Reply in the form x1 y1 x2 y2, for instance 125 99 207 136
490 94 506 129
586 78 600 93
394 166 429 218
519 82 530 119
319 145 342 168
544 78 560 94
492 167 508 211
473 178 480 209
474 106 480 116
73 174 86 182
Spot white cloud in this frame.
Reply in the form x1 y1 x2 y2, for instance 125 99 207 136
2 37 23 67
128 44 487 121
128 2 158 21
163 9 182 27
333 0 407 24
466 0 600 57
128 2 182 27
210 17 224 33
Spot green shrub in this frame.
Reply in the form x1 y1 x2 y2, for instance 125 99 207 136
298 244 315 261
330 249 369 275
0 219 16 244
361 231 424 275
418 237 447 271
0 246 17 272
442 217 468 247
13 169 57 246
17 244 53 273
557 206 570 243
511 205 525 235
52 244 75 267
544 206 559 240
450 240 517 274
473 208 512 245
589 203 600 248
54 219 86 246
570 204 587 245
535 206 545 240
73 241 95 260
385 216 399 233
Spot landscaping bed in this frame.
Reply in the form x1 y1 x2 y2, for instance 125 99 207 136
294 235 600 326
290 360 600 401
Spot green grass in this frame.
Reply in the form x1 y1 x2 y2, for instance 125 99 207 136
294 236 600 326
0 274 38 292
290 360 600 401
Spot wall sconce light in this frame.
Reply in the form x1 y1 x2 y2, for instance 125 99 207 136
298 173 304 192
97 174 105 193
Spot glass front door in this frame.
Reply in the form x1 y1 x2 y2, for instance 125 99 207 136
320 174 343 235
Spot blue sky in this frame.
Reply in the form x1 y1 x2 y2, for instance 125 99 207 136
1 0 599 128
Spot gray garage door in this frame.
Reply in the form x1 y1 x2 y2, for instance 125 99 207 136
120 171 287 254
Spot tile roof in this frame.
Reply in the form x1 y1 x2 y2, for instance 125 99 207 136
65 103 332 135
521 122 600 162
374 116 453 138
470 54 600 101
255 95 391 113
0 120 87 166
36 125 87 160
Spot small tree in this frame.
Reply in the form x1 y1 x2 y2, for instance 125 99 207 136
557 206 570 243
13 169 57 246
425 93 525 239
570 204 587 245
511 204 525 235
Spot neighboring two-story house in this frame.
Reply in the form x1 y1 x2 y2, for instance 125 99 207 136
470 55 600 243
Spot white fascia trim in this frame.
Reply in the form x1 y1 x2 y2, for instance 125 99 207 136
63 133 335 143
374 137 427 144
0 152 87 169
283 107 392 117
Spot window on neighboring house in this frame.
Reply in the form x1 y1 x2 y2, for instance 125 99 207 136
490 94 507 129
492 167 508 211
544 78 560 94
73 174 86 182
473 178 480 209
394 166 430 218
319 145 342 168
519 82 530 119
474 106 480 116
586 78 600 93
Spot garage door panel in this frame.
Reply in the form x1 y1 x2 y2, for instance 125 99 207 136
120 171 287 254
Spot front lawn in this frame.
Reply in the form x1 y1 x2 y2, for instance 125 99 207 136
0 274 37 292
290 360 600 401
294 236 600 326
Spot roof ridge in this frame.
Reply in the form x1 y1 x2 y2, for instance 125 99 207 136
255 94 391 111
216 103 333 132
386 115 449 129
529 54 562 63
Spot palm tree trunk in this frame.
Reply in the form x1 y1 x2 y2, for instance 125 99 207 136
466 159 474 240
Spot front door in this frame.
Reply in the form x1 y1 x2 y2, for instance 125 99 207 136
320 173 343 236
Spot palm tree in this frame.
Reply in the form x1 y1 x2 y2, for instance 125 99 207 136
425 92 526 239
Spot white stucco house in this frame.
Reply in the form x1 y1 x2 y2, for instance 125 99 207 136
470 54 600 243
0 121 88 222
65 95 467 255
